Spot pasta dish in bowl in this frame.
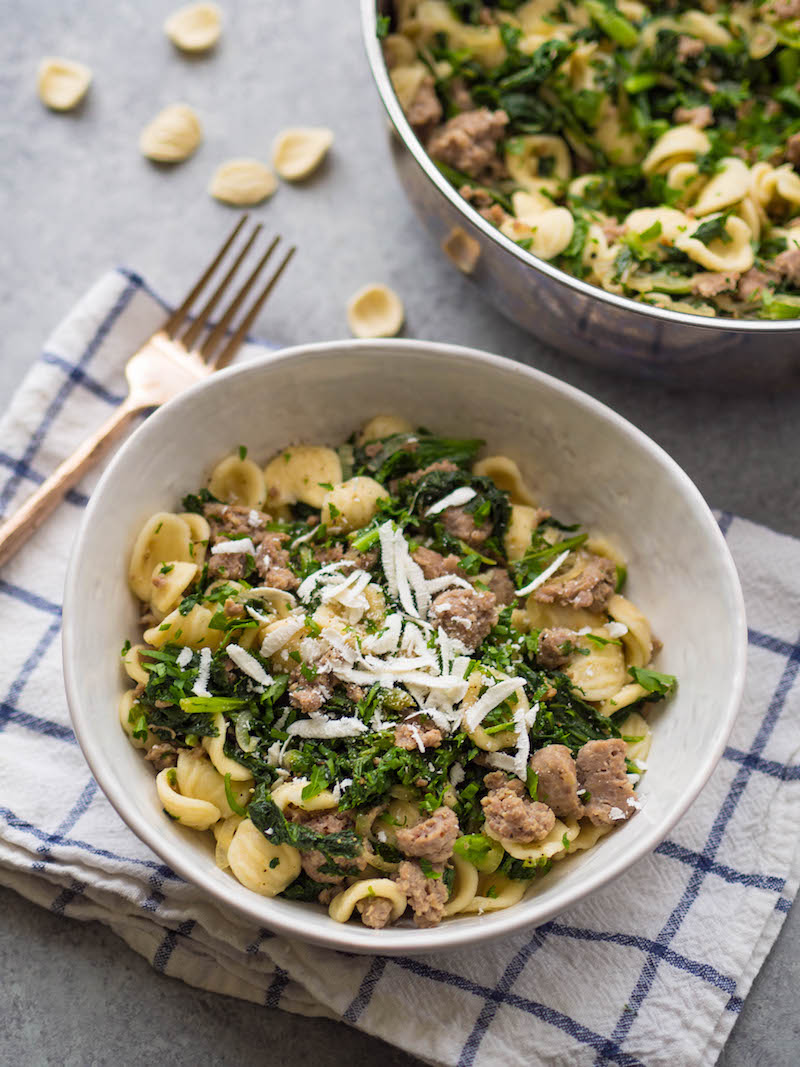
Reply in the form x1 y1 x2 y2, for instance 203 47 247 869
362 2 800 383
63 340 746 950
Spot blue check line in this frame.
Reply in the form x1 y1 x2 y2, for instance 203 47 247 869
265 965 290 1008
153 918 196 974
34 777 98 866
41 352 126 407
723 745 800 781
0 703 76 744
0 577 62 617
391 956 644 1067
655 839 787 893
0 451 88 509
457 924 550 1067
51 878 88 916
748 627 800 661
0 804 183 880
716 511 735 537
245 928 275 954
1 617 62 717
596 628 800 1064
342 957 389 1023
0 276 138 516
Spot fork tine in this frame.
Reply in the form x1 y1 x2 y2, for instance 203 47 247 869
210 246 296 371
200 236 280 363
162 215 248 338
180 223 263 352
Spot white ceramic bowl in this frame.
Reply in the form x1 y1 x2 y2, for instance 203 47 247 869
63 340 747 954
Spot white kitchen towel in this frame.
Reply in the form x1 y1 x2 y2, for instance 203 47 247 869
0 268 798 1067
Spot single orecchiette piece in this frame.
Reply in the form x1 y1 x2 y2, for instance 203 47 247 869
681 10 731 45
624 207 691 246
328 879 408 924
139 104 203 163
176 750 252 817
272 127 333 181
129 513 193 601
599 682 649 716
607 593 652 668
213 814 243 870
226 817 301 895
390 63 428 110
263 444 343 509
441 227 481 275
346 284 405 339
122 644 151 686
505 134 571 193
37 57 91 111
270 779 339 813
156 767 221 830
564 821 610 854
144 602 222 649
485 817 580 861
443 855 480 916
180 512 211 568
621 710 653 762
208 454 266 509
356 414 414 445
209 159 278 205
564 635 627 701
462 874 527 914
641 125 711 175
504 504 542 562
149 560 198 618
691 157 750 217
675 214 754 273
473 455 536 506
320 476 387 532
202 714 252 781
164 2 222 52
501 207 575 261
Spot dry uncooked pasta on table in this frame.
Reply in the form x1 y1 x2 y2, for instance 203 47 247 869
120 417 676 929
384 0 800 319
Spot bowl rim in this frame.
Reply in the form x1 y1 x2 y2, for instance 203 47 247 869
63 338 748 954
360 0 800 337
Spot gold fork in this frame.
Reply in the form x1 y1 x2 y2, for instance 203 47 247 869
0 216 295 569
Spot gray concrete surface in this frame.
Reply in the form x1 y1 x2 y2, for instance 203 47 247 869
1 1 798 1064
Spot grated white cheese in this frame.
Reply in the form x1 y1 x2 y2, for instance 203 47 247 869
627 795 643 810
608 806 626 821
376 830 388 843
210 537 257 556
515 549 571 597
482 751 517 774
362 613 402 655
378 521 398 598
248 510 265 528
260 616 304 657
296 561 347 601
425 574 473 594
449 762 465 787
191 646 212 697
176 646 193 669
290 526 319 548
512 701 530 782
464 677 527 732
425 486 476 516
407 722 426 753
605 621 629 639
226 643 273 687
287 714 368 739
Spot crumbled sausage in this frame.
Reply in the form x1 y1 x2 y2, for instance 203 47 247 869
771 0 800 16
394 718 443 751
223 597 245 618
536 627 579 670
207 551 249 581
479 567 515 606
404 459 460 485
529 745 583 820
481 773 556 843
676 35 705 61
405 75 442 139
412 545 466 580
786 132 800 169
450 77 473 112
673 104 713 129
396 806 459 864
737 268 776 302
576 739 637 827
774 248 800 288
356 895 394 929
459 184 511 226
690 271 740 298
394 859 448 927
204 503 269 542
428 108 509 181
288 669 333 714
429 587 498 651
256 531 298 590
534 553 616 613
441 505 492 548
286 808 367 885
314 543 379 572
144 742 178 771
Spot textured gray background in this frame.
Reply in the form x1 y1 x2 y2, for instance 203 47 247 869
1 1 798 1064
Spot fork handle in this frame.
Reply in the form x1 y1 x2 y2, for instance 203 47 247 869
0 398 141 570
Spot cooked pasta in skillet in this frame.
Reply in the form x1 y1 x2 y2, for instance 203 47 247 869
383 0 800 318
120 417 675 928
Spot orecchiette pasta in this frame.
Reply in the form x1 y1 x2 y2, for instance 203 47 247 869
122 421 675 929
388 1 800 318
